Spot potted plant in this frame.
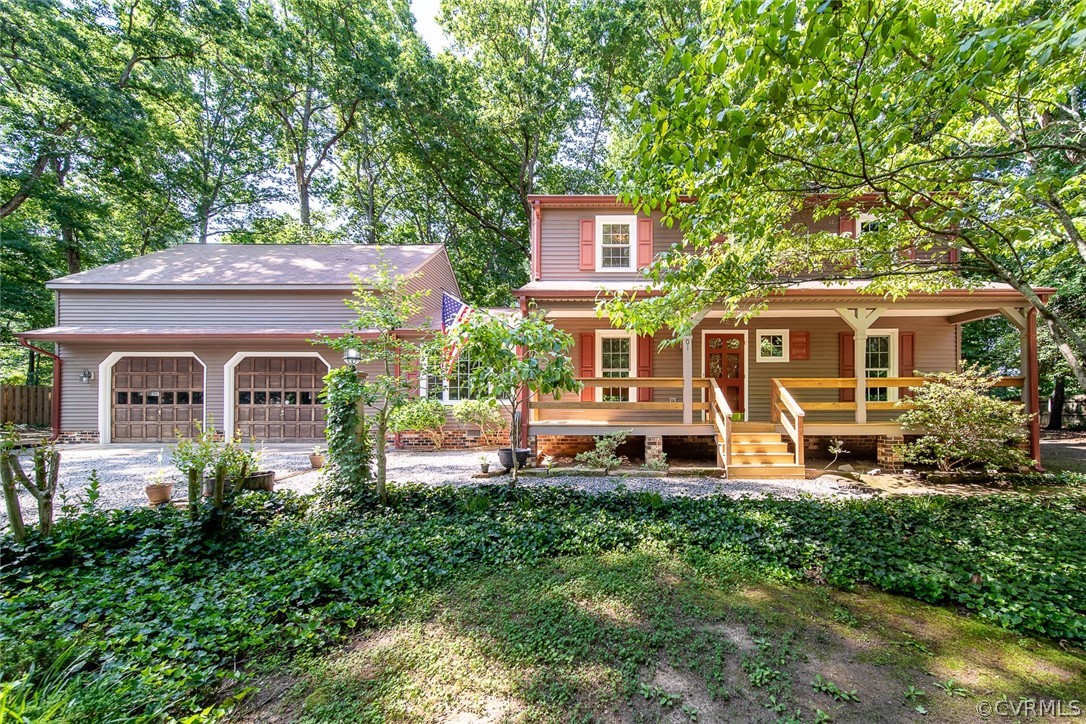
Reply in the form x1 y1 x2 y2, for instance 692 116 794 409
450 310 580 482
479 454 490 474
309 446 325 469
144 456 174 506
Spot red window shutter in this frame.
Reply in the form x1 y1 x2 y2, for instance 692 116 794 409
637 216 654 269
838 214 857 238
637 334 653 402
579 332 595 401
899 332 916 397
790 331 809 361
579 219 595 271
839 331 855 402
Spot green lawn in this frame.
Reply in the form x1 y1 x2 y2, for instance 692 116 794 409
1 485 1084 722
241 546 1085 723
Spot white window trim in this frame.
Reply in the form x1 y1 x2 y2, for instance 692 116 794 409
595 215 637 272
420 355 474 405
864 330 898 403
595 330 637 399
755 329 790 363
857 212 879 236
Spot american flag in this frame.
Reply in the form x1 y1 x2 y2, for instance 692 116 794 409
441 292 471 333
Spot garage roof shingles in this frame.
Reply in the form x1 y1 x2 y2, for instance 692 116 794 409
47 243 443 289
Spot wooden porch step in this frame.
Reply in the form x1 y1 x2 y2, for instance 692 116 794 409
729 440 790 454
731 422 777 432
729 432 782 444
729 451 796 465
725 463 806 479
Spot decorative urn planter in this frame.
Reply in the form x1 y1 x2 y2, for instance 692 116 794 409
497 447 531 471
145 483 174 506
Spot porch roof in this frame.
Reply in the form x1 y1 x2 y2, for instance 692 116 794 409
515 279 1054 303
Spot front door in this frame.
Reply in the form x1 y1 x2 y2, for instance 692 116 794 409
705 333 745 413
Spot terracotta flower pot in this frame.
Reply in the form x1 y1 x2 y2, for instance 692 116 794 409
145 483 174 506
309 454 325 469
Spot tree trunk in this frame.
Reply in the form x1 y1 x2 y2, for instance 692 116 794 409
27 351 37 386
1048 375 1066 430
187 469 200 520
0 455 27 544
296 164 311 228
375 410 388 503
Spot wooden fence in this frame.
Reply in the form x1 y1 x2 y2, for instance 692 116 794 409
0 385 52 426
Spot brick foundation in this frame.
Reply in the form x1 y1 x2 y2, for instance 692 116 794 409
876 435 906 473
391 422 509 450
534 435 598 457
803 435 879 459
56 431 100 444
645 435 663 464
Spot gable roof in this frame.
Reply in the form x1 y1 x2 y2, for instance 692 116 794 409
46 243 446 290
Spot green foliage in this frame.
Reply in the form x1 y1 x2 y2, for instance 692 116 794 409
606 0 1086 392
452 399 504 446
811 674 860 702
641 452 669 472
389 398 448 448
898 365 1032 471
319 365 373 505
0 486 1084 718
452 310 580 480
574 430 631 471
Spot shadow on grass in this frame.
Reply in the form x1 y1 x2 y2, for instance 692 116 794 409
235 544 1086 724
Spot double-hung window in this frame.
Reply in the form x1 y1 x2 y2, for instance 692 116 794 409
756 330 789 363
596 215 636 272
597 331 635 402
864 332 896 402
424 354 474 403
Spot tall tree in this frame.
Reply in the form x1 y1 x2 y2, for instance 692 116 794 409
603 0 1086 390
250 0 407 229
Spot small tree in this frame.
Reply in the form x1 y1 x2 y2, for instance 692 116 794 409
453 399 505 446
390 398 448 449
898 365 1033 472
0 424 60 541
452 310 580 482
317 264 435 503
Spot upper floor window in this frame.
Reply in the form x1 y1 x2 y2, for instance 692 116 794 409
596 215 637 272
858 213 882 236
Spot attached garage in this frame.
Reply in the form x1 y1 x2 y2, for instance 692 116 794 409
111 356 204 442
233 356 327 442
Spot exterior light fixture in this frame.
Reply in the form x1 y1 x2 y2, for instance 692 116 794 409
80 369 93 384
343 348 361 367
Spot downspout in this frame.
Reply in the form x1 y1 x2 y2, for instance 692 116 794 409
17 338 61 441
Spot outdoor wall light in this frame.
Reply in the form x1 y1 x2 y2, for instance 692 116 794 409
343 348 361 366
80 369 94 384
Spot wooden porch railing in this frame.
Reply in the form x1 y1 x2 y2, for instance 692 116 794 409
529 378 710 414
770 379 805 466
771 376 1026 413
708 378 733 467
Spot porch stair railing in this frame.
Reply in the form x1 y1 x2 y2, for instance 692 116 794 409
708 378 733 468
770 378 806 467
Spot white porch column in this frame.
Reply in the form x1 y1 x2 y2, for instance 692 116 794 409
682 334 693 424
836 307 887 425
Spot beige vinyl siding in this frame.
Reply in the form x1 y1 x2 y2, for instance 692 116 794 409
539 209 684 282
57 290 357 327
403 247 462 328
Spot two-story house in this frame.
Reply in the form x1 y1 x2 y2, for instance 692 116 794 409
517 195 1047 477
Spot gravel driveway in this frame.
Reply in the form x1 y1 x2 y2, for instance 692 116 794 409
0 445 865 526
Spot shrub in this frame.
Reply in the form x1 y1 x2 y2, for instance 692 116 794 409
897 365 1032 472
320 365 373 504
452 399 505 446
390 398 448 448
575 430 630 471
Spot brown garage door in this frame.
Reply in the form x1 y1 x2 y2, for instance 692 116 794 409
112 357 204 442
235 357 326 441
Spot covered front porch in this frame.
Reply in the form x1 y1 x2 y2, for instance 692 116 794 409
524 295 1043 478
